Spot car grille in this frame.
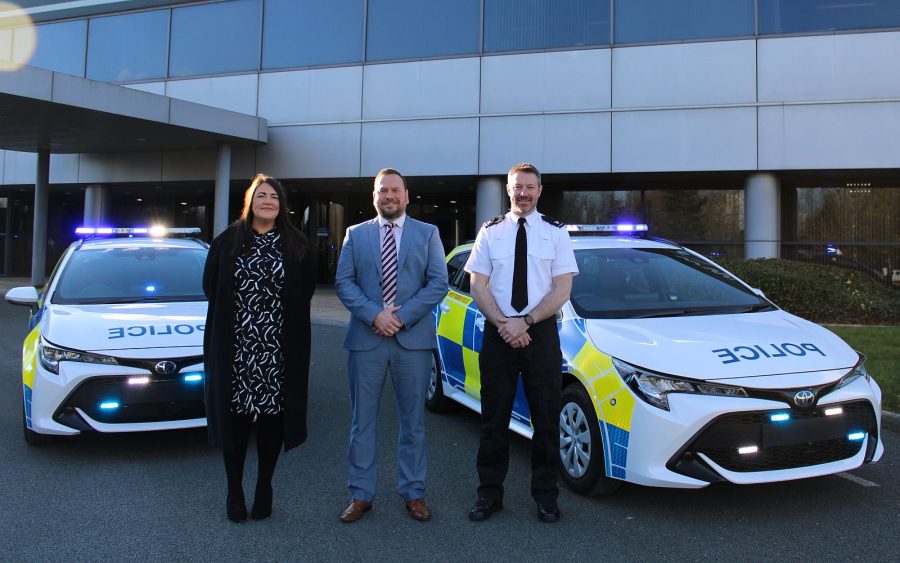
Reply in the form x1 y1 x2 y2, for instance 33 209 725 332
55 373 205 425
675 400 876 473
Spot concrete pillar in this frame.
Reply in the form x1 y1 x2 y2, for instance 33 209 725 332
745 173 780 259
83 184 108 226
213 143 232 236
31 149 50 286
475 177 504 235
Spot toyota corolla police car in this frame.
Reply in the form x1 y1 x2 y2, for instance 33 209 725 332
429 224 883 494
5 227 208 445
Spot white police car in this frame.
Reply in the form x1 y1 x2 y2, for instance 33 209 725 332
5 227 208 445
430 225 884 494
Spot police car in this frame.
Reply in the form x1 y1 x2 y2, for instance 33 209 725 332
5 227 208 445
430 224 884 494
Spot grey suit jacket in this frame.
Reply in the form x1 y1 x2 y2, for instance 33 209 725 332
335 216 448 352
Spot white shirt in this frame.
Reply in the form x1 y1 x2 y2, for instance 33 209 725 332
465 210 578 317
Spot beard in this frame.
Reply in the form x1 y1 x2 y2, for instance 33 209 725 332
378 201 403 220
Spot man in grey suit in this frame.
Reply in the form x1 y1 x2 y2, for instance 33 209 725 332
335 168 448 523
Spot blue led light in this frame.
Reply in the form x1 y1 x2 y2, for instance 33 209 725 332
99 401 120 410
770 413 790 422
848 432 865 441
183 373 203 383
145 285 156 293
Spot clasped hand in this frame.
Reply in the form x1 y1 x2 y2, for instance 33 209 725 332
372 306 403 336
496 316 531 348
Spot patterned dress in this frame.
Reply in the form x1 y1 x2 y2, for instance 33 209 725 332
231 228 285 416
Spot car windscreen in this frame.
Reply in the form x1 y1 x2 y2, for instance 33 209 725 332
570 247 774 319
51 246 208 305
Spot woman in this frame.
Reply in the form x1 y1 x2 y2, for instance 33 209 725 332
203 174 316 522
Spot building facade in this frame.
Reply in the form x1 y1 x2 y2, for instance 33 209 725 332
1 0 898 283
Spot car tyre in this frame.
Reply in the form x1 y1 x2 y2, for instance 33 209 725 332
22 404 54 446
558 384 621 496
425 352 455 413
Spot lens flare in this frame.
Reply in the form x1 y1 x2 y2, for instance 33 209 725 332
0 3 36 72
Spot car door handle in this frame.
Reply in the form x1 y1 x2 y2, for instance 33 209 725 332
439 303 450 313
475 316 485 331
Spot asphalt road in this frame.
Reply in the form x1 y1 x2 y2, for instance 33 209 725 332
0 299 897 562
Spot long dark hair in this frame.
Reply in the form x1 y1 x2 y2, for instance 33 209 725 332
231 174 308 262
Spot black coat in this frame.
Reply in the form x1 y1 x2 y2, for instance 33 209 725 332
202 226 316 452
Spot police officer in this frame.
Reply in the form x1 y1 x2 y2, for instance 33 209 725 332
464 163 578 523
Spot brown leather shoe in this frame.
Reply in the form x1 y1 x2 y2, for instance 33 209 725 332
339 499 372 523
405 498 432 522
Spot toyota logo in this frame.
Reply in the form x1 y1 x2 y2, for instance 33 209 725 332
793 390 815 408
155 361 177 375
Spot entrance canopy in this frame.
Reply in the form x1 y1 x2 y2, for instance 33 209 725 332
0 65 267 154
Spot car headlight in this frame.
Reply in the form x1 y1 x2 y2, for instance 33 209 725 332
39 337 118 375
836 354 869 390
612 358 747 411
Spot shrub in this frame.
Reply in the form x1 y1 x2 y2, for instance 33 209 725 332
715 258 900 325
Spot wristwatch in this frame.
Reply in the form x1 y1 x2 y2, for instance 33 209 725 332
523 314 534 327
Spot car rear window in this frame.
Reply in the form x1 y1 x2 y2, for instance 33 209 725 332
51 246 208 304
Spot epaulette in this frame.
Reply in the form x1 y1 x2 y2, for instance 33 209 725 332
541 215 565 228
483 215 504 228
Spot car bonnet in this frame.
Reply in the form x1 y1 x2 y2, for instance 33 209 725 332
582 310 859 381
42 302 207 352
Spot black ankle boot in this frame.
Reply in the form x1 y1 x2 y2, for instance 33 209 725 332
251 484 272 520
227 490 248 523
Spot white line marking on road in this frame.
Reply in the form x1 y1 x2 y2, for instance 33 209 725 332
836 472 880 487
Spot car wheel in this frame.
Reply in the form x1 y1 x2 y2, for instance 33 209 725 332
22 404 53 446
425 352 455 413
558 384 621 496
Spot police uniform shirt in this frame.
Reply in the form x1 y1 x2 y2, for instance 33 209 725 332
465 210 578 318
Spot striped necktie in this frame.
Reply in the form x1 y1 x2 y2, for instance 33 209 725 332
381 222 398 306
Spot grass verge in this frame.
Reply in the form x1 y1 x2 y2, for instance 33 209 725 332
825 325 899 413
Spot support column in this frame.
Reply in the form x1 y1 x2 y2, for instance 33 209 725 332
31 149 50 286
475 177 504 235
744 173 780 259
213 143 232 236
83 184 108 226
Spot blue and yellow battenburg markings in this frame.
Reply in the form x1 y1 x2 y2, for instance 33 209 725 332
560 318 634 480
22 323 41 429
437 290 483 397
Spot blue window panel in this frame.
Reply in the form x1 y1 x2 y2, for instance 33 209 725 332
366 0 480 61
760 0 900 34
614 0 754 44
262 0 363 69
27 20 86 76
485 0 611 52
169 0 260 77
87 10 168 82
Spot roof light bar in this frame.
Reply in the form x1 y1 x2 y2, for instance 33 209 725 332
566 224 649 234
75 227 201 237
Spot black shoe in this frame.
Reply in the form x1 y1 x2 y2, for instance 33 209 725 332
251 484 273 520
537 501 560 523
468 498 503 521
227 491 247 523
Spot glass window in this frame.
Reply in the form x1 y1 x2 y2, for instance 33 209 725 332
446 252 469 289
262 0 363 68
485 0 610 52
169 0 260 77
24 20 87 76
87 10 168 82
759 0 900 35
614 0 754 44
366 0 480 61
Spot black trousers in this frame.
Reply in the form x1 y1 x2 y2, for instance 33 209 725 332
476 317 561 504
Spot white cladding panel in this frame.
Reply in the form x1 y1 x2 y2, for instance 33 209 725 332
165 74 259 116
123 82 166 96
2 150 36 184
481 50 611 113
362 59 480 119
78 152 163 183
162 150 216 181
257 124 361 178
758 102 900 169
613 40 756 107
479 113 611 175
759 32 900 102
258 67 362 124
612 107 757 172
49 154 80 183
360 118 478 176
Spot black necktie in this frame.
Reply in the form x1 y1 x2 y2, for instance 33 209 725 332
511 217 528 312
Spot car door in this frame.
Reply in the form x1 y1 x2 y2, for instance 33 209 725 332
435 250 485 398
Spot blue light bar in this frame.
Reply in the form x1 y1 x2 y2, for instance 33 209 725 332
145 285 156 293
848 432 865 441
75 226 201 237
183 373 203 383
566 224 649 233
99 401 120 410
770 413 790 422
